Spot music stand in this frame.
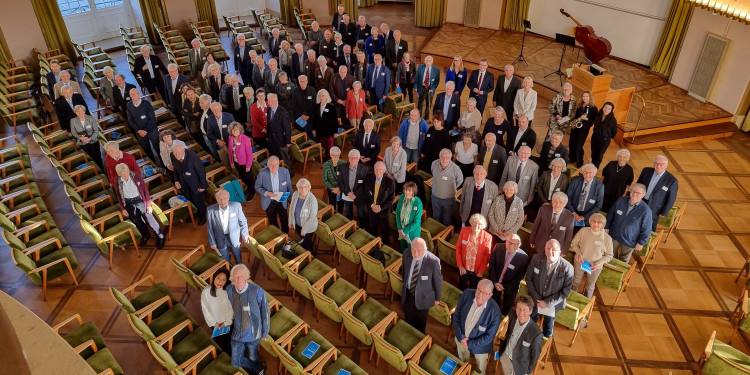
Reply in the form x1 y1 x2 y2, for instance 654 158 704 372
545 33 577 86
512 20 532 67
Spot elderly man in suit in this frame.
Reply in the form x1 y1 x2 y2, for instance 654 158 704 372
453 279 501 375
366 54 390 111
492 64 522 121
264 59 282 94
290 43 307 84
164 64 191 114
205 102 235 166
222 75 245 118
433 81 460 128
386 30 408 85
353 118 381 168
535 158 570 208
188 39 208 84
249 56 265 90
489 234 530 315
530 192 575 254
126 88 161 164
637 155 679 231
478 132 507 185
207 190 250 264
233 34 253 85
134 45 168 99
268 28 282 59
99 66 117 108
500 146 538 206
329 65 355 122
507 115 536 156
291 75 316 138
338 149 369 223
46 59 64 96
254 156 293 233
171 144 208 225
113 74 137 114
498 295 544 375
537 131 569 175
566 163 605 226
266 93 293 175
397 108 429 164
54 86 88 133
467 59 494 114
459 165 499 226
401 237 442 333
606 183 653 263
415 55 440 116
52 70 82 100
525 239 574 338
365 161 396 241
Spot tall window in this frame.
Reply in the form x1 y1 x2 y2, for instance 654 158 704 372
58 0 91 16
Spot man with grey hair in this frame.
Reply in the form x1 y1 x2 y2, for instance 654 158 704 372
264 59 281 93
52 70 82 99
164 63 190 114
329 64 354 121
227 263 269 374
431 148 463 226
459 165 499 226
489 233 530 314
492 63 521 120
291 43 306 84
222 74 245 119
197 94 215 154
134 44 167 99
606 182 653 262
500 145 538 205
401 237 442 333
171 144 208 225
355 15 372 50
477 132 507 185
266 93 293 174
234 33 252 86
188 38 208 85
314 55 334 91
291 74 316 138
433 80 460 127
397 108 428 164
113 73 136 114
207 189 250 264
104 140 140 185
538 130 569 175
338 149 368 222
365 161 395 241
254 155 293 233
206 101 235 166
453 278 501 375
126 88 161 164
636 154 678 231
566 163 604 226
268 27 282 58
416 55 440 115
251 56 267 91
530 191 575 253
467 58 494 114
307 21 324 50
525 239 574 338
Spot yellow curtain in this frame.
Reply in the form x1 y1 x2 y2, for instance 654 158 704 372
139 0 170 44
414 0 445 27
503 0 530 31
0 26 11 63
328 0 358 25
195 0 219 31
650 0 693 77
30 0 77 60
361 0 378 7
279 0 301 26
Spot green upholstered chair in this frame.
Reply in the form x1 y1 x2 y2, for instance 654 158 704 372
0 183 40 209
658 203 686 243
109 275 178 318
436 232 460 269
315 212 350 248
80 219 141 269
429 281 463 342
72 201 125 233
332 221 380 270
316 198 334 222
0 198 53 226
420 218 452 253
698 330 750 375
360 244 402 292
260 299 304 357
408 341 473 375
272 323 335 375
387 258 404 302
365 105 394 139
632 230 663 273
150 197 197 240
65 184 117 219
371 319 431 371
148 340 247 375
0 168 37 194
247 217 287 262
52 314 125 375
169 245 228 293
339 290 396 347
596 258 636 308
730 290 749 345
9 244 78 300
290 138 323 174
385 92 414 124
555 290 596 346
0 213 55 241
127 299 198 343
2 222 67 256
417 171 433 207
308 271 360 326
318 353 369 375
333 126 355 156
283 251 334 300
0 150 32 177
258 240 305 285
145 318 219 368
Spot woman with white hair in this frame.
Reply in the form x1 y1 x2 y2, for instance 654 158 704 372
313 89 338 157
345 80 370 129
601 148 634 212
384 136 407 193
455 213 493 290
288 178 318 250
488 181 525 242
570 212 613 298
322 146 346 212
70 104 103 169
99 65 117 107
458 97 482 142
514 76 537 126
546 82 577 140
113 163 166 248
482 106 511 149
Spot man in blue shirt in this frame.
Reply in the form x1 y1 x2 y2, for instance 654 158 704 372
606 183 653 263
453 279 501 375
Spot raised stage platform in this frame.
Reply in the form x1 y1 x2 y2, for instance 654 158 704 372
419 23 736 149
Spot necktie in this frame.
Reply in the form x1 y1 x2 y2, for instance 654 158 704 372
372 66 379 87
346 56 350 68
476 184 481 191
373 181 381 203
409 259 420 294
364 133 370 147
498 253 512 283
550 212 558 232
578 182 589 211
218 117 224 141
515 161 522 183
270 109 276 122
67 99 74 110
424 67 430 88
239 47 244 62
478 72 484 89
233 87 240 109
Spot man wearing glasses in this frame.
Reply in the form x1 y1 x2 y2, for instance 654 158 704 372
453 279 501 375
636 155 679 231
605 183 653 263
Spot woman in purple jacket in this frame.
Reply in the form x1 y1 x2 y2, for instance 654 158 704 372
227 122 255 201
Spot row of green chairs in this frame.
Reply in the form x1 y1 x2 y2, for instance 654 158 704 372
190 19 229 67
294 7 316 38
53 313 125 375
2 58 40 134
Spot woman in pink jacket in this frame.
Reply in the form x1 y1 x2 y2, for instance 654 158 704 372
227 122 255 201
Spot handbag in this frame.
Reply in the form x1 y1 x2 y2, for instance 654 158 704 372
369 248 390 266
281 240 299 260
224 179 246 203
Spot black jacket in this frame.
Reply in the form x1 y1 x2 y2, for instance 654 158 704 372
506 126 537 155
338 162 368 204
113 83 137 113
266 105 291 150
492 75 521 117
291 86 317 120
353 130 380 165
54 94 89 132
537 141 569 173
171 148 207 190
312 103 339 138
365 173 395 212
433 92 461 129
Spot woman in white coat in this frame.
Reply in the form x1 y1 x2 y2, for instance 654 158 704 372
383 136 408 194
513 76 538 127
200 268 234 354
288 178 319 251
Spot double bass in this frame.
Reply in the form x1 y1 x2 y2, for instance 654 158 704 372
560 8 612 63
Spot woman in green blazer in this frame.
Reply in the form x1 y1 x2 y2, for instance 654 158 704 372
395 181 423 249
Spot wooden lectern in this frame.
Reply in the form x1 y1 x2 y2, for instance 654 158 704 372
568 65 634 124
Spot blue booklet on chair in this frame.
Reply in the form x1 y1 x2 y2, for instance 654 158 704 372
301 341 320 359
77 163 89 170
439 357 458 375
396 86 402 94
143 165 155 177
111 131 121 139
211 325 230 338
574 219 585 227
450 130 459 136
336 370 350 375
581 260 593 274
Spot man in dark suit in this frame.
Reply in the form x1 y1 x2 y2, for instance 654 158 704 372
365 161 395 241
401 237 442 333
433 81 460 127
507 115 536 156
329 65 355 122
112 74 136 115
290 43 307 83
264 59 282 94
125 89 161 164
188 39 208 85
477 132 507 185
385 30 408 85
530 192 575 254
415 56 440 116
54 86 88 133
492 64 521 121
566 164 605 226
365 54 389 111
337 45 354 72
251 56 267 91
338 149 369 223
234 34 254 86
352 118 380 168
133 45 167 99
222 75 245 119
467 59 494 114
266 93 293 175
291 75 316 138
498 295 544 375
171 144 208 225
453 279 501 375
537 131 569 175
205 102 235 166
331 4 346 28
318 30 334 65
488 234 529 315
163 64 191 114
267 28 282 59
46 59 64 97
500 146 538 205
525 239 574 338
355 16 372 50
338 14 356 47
636 155 678 231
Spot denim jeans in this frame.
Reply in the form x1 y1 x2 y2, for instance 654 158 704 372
531 308 556 338
404 147 419 164
231 338 262 373
431 195 454 227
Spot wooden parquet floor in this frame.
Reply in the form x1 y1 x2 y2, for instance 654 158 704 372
4 6 750 375
420 23 733 132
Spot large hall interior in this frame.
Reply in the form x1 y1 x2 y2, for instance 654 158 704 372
2 0 750 374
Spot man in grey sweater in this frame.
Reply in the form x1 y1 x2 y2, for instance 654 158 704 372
431 148 463 227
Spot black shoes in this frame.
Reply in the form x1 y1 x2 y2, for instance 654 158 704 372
197 217 207 226
156 236 166 249
138 237 149 247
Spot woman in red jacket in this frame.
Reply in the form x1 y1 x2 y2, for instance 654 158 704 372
345 80 371 130
249 89 268 150
227 122 255 201
456 213 493 290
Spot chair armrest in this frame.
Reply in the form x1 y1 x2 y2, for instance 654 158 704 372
52 313 84 333
602 262 624 273
311 268 338 291
275 321 309 348
90 211 124 231
178 244 207 265
358 237 382 255
5 204 42 222
67 165 96 182
370 311 399 337
23 238 64 261
28 257 74 277
135 295 174 323
73 339 99 354
248 218 270 236
404 335 432 363
338 289 366 313
0 174 29 190
177 345 218 374
1 188 33 204
122 274 155 298
281 251 312 273
291 132 307 143
304 347 337 374
253 148 268 161
96 228 133 246
82 195 114 212
317 205 334 220
155 319 194 351
13 220 51 241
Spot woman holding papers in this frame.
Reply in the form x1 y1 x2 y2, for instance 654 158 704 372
288 178 319 250
569 212 613 298
455 214 493 290
200 268 233 354
70 104 104 170
394 182 423 250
